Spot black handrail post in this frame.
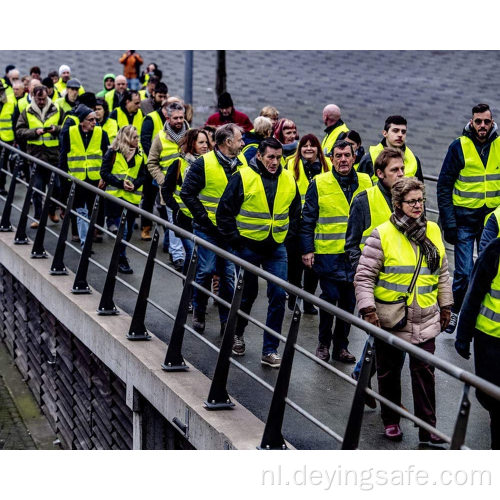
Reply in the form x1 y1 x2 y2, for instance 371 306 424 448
0 160 20 232
50 182 76 275
341 335 376 450
204 269 245 410
14 165 37 245
71 195 100 294
161 244 198 371
31 172 56 258
97 208 128 315
258 301 301 450
450 383 471 450
126 225 160 340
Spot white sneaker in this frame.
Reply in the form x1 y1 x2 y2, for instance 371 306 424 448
261 352 281 368
444 312 458 334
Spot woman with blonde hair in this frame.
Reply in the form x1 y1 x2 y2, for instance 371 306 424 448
354 177 453 443
100 125 146 274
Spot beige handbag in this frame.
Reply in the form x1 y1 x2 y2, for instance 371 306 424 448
375 252 424 330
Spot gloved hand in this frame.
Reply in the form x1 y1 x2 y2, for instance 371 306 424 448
455 339 471 360
360 307 381 328
443 227 458 245
440 307 451 331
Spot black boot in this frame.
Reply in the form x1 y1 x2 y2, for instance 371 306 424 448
192 309 205 333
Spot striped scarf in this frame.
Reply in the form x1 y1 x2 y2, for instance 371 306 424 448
165 121 187 145
390 207 440 273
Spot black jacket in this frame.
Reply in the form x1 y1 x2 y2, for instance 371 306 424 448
216 156 301 254
437 123 498 230
140 110 166 156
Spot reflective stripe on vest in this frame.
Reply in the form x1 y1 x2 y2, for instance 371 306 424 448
26 107 61 147
105 151 144 205
374 220 444 309
67 125 103 180
158 131 181 175
476 259 500 338
0 101 15 141
198 150 247 225
369 143 418 183
116 107 144 136
314 171 372 254
235 166 296 243
453 136 500 209
321 123 349 156
173 158 193 218
361 184 392 249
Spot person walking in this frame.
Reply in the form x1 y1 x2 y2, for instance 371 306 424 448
354 177 452 443
119 51 144 91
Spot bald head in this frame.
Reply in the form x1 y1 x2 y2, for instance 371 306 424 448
115 75 127 94
323 104 341 127
8 69 20 82
12 81 25 98
29 79 41 94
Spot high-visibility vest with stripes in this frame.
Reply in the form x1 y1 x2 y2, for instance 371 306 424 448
361 184 393 249
105 89 117 111
17 95 29 113
105 151 144 205
0 101 15 141
236 166 296 243
102 118 118 143
198 150 247 225
173 158 193 219
148 111 164 141
286 157 330 206
241 142 258 158
369 143 418 183
116 107 144 136
476 259 500 338
0 79 13 101
314 171 372 254
453 136 500 209
321 123 349 156
55 80 85 96
55 97 73 114
158 131 181 175
375 220 444 309
26 107 61 147
67 125 103 180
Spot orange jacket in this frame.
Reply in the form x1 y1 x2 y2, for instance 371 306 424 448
119 52 144 79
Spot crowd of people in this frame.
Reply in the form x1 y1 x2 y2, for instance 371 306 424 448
1 58 500 449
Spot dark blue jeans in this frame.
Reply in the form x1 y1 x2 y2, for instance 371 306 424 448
453 225 482 312
192 228 235 324
318 276 355 354
234 244 287 355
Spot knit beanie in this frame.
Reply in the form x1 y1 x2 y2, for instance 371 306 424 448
59 64 71 76
217 92 233 108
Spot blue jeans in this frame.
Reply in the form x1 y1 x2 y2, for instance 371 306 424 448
453 225 482 312
234 244 287 355
127 78 140 90
181 237 195 275
192 228 235 324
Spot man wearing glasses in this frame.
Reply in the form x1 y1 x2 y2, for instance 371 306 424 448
438 103 500 333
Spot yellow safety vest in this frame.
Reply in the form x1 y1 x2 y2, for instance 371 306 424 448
173 158 193 218
105 151 144 205
158 131 181 175
26 107 61 147
361 184 393 249
287 157 330 206
198 150 247 225
105 89 117 111
147 111 164 141
55 97 73 114
375 220 444 309
476 259 500 338
139 89 147 100
321 123 349 156
369 143 418 183
0 101 15 141
314 171 372 254
55 80 85 96
17 95 29 114
453 136 500 209
235 166 296 243
116 107 144 136
102 118 118 143
67 125 103 180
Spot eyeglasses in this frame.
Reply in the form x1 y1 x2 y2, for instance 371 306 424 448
474 118 492 125
84 117 97 122
402 198 426 207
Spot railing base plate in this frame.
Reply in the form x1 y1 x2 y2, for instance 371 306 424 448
161 363 189 372
204 401 235 410
257 444 288 450
31 252 47 259
0 226 13 232
14 238 29 245
71 287 91 294
126 332 152 341
50 268 69 276
97 307 119 316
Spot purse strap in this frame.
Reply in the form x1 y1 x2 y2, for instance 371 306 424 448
407 251 424 295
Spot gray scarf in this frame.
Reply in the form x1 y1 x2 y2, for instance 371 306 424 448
165 121 187 145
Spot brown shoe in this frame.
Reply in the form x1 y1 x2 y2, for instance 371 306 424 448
141 226 152 241
30 221 39 229
49 213 60 223
333 348 356 364
315 343 330 362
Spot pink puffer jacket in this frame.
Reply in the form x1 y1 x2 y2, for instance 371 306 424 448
354 227 453 344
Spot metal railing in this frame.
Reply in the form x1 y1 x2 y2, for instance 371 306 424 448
0 140 499 450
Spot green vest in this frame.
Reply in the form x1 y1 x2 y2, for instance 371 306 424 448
321 123 349 156
314 171 372 254
105 151 144 205
26 107 61 148
361 184 393 249
235 166 296 243
173 158 193 218
102 118 118 143
375 220 444 309
198 150 247 225
453 136 500 209
0 101 15 141
476 259 500 338
369 143 418 183
116 107 144 136
67 125 103 180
